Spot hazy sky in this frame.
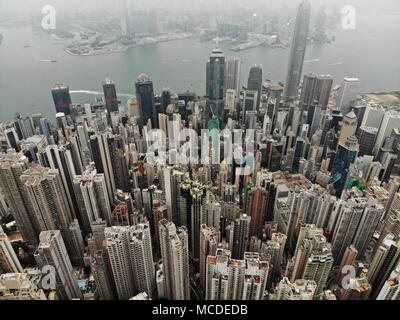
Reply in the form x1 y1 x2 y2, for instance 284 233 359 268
1 0 399 14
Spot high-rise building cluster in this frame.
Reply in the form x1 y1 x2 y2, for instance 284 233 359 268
0 0 399 301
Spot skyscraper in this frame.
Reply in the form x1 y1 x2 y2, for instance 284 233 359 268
292 137 307 173
336 77 361 115
39 144 80 219
205 248 243 300
329 135 359 197
135 73 157 128
102 79 119 114
283 0 311 101
360 105 385 129
104 226 135 300
20 166 84 265
373 111 400 156
200 224 220 292
90 251 117 300
247 65 263 109
231 214 251 260
246 186 267 238
338 111 358 145
206 47 225 120
376 261 400 300
337 245 358 283
0 193 9 218
179 180 206 260
352 204 384 258
299 73 333 111
90 132 116 203
0 153 37 244
162 167 185 223
373 210 400 257
159 219 190 300
242 252 269 300
242 90 258 123
87 219 107 255
225 89 236 115
225 56 241 94
127 98 140 118
368 234 400 298
51 84 72 115
0 227 23 273
4 127 19 150
302 234 333 297
152 200 166 256
205 248 268 300
34 230 82 300
290 238 313 283
129 223 156 299
161 88 171 113
331 200 365 263
357 126 378 156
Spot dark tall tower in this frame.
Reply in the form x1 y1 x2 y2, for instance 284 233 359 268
283 0 311 101
51 84 72 115
231 214 251 260
206 47 225 120
102 79 119 113
299 73 333 112
246 186 268 238
247 65 263 109
225 56 241 94
292 137 306 173
161 88 171 113
135 73 157 128
329 135 359 197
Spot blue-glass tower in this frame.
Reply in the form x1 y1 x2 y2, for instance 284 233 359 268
135 73 157 128
206 47 225 121
329 135 359 197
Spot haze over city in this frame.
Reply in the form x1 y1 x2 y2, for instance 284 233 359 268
0 0 399 307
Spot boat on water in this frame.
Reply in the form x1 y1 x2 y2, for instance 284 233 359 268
24 44 31 48
51 60 57 62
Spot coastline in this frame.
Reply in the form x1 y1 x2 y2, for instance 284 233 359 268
63 34 196 57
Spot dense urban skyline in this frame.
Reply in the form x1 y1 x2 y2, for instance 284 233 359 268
0 0 400 304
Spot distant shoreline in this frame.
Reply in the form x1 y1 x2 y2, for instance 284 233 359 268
63 34 195 57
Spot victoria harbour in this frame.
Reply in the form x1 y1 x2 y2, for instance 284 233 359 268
1 0 400 305
1 12 399 121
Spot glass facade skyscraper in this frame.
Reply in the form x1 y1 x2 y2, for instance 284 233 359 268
283 0 311 101
102 79 119 114
206 47 225 120
135 73 157 128
329 135 359 197
51 84 72 115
